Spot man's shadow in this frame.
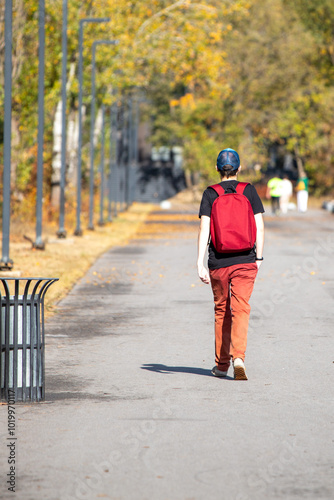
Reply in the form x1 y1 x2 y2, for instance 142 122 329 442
141 364 234 380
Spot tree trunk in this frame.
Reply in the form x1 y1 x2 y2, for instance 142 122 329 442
294 147 305 178
50 100 62 207
66 108 79 187
0 0 25 85
94 107 103 148
184 168 193 190
50 63 76 206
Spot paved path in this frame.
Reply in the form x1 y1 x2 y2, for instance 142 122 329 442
1 206 334 500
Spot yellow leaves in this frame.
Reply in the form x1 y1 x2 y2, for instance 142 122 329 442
179 93 196 110
209 31 221 43
119 0 243 85
170 99 180 108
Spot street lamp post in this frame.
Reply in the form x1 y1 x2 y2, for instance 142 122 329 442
127 94 140 206
34 0 46 249
108 101 118 221
98 103 106 226
114 106 120 218
74 17 110 236
127 97 133 208
88 39 118 230
56 0 68 239
1 0 13 269
132 94 140 203
120 102 128 212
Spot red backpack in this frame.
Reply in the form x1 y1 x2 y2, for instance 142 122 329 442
209 182 257 253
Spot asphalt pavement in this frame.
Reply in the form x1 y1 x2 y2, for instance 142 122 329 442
1 205 334 500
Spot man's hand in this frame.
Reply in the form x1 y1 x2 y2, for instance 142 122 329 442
256 260 262 270
198 264 210 284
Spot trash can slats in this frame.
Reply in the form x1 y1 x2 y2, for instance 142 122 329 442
0 278 58 403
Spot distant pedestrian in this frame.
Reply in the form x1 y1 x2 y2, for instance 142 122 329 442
197 148 265 380
280 175 293 214
296 173 309 212
266 175 284 215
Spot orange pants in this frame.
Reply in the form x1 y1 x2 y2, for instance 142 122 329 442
210 263 258 371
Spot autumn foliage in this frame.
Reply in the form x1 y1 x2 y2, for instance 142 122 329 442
1 0 334 215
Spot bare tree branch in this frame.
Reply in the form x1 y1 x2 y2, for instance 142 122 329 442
136 1 217 39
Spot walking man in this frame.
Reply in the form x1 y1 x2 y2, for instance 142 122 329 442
197 149 265 380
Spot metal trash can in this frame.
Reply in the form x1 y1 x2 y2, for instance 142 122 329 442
0 278 58 403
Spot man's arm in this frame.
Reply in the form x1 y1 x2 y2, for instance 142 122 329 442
254 213 264 269
197 215 211 284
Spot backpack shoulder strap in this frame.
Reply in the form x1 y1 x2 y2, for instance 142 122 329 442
209 184 225 196
235 182 250 194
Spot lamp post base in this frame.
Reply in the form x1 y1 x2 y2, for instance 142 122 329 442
34 242 46 250
56 230 67 239
0 259 14 271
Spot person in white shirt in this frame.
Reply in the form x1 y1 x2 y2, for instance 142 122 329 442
280 175 293 214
